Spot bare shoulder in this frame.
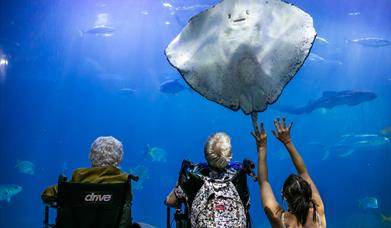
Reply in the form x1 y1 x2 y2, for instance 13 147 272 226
264 206 284 227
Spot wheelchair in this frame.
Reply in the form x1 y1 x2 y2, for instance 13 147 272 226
43 174 140 228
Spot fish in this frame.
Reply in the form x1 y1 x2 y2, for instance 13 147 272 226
164 0 316 115
358 197 378 209
0 184 22 202
81 25 115 36
128 165 150 190
159 79 189 94
308 53 326 62
308 53 342 66
315 36 329 44
381 214 391 223
346 37 391 47
15 160 35 175
144 144 167 162
119 88 136 95
348 11 361 16
335 134 389 158
273 90 377 115
162 2 173 9
312 134 390 160
137 222 157 228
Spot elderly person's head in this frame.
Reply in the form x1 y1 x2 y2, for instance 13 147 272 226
89 136 123 167
204 132 232 170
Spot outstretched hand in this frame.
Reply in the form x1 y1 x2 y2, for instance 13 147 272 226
272 117 293 145
251 121 267 148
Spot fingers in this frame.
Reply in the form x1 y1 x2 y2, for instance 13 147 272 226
273 119 279 132
288 121 293 130
255 124 260 134
283 117 286 128
250 132 256 139
260 122 265 135
277 117 282 129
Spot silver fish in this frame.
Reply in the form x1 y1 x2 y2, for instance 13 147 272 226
348 11 360 16
330 134 389 159
346 37 391 47
82 26 115 36
316 36 329 44
119 88 136 95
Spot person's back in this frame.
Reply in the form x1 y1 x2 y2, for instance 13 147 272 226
165 132 248 228
265 206 322 228
251 117 326 228
41 136 133 228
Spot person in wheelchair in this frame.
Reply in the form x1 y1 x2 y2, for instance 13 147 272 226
165 132 257 228
42 136 139 228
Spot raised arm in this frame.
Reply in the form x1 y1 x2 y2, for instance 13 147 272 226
251 120 281 217
272 117 325 216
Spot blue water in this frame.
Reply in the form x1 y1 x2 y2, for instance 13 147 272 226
0 0 390 227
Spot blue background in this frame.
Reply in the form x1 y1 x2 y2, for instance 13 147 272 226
0 0 390 227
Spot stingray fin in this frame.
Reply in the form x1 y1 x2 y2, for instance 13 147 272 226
338 149 355 158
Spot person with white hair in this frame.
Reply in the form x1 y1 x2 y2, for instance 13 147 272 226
203 132 233 170
41 136 134 227
165 132 253 227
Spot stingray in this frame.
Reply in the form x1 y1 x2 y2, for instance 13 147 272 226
165 0 316 120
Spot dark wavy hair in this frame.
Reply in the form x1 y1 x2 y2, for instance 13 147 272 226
282 174 317 225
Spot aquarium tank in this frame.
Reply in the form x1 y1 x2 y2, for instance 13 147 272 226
0 0 390 227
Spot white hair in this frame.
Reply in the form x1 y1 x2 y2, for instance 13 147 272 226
204 132 232 169
89 136 123 167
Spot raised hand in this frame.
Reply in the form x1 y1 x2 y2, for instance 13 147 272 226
272 117 293 145
251 121 267 148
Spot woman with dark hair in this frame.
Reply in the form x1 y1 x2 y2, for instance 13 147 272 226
251 117 326 227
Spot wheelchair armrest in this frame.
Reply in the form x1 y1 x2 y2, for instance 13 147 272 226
128 174 139 182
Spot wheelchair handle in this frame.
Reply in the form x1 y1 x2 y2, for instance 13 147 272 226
128 174 139 182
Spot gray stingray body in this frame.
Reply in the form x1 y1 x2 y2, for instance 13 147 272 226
165 0 316 114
